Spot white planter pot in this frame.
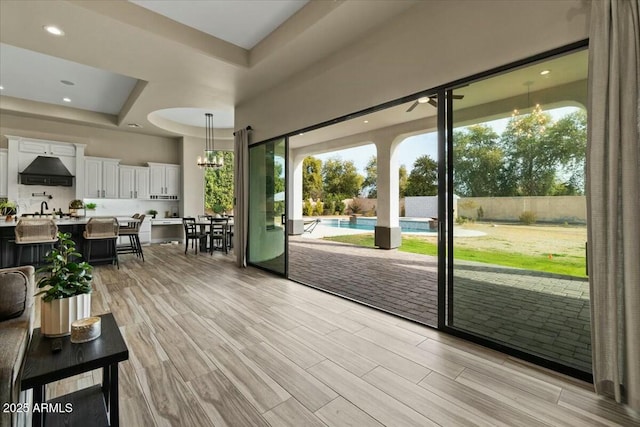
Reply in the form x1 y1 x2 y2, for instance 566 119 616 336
41 294 92 337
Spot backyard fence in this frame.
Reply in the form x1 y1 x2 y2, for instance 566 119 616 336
457 196 586 223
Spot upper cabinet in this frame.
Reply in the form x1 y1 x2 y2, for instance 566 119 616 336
119 166 150 200
19 140 76 157
85 157 120 199
148 163 180 199
0 149 7 197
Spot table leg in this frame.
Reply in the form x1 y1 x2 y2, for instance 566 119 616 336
32 385 45 427
109 364 119 427
102 365 110 409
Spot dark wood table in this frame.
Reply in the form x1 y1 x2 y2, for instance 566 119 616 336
21 313 128 427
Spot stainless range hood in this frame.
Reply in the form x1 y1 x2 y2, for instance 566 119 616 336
19 156 74 187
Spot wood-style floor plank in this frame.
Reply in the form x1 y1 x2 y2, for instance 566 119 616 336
308 360 438 427
315 396 384 427
242 342 337 412
39 246 633 427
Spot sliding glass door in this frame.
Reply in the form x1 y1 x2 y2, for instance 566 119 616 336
444 48 590 375
248 138 287 275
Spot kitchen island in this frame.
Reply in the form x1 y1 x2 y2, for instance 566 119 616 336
0 217 115 268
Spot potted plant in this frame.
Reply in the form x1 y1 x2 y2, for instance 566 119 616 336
36 232 93 337
0 200 17 216
85 202 97 210
69 200 83 217
148 209 158 219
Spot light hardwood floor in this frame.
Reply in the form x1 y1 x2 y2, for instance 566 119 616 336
42 245 638 426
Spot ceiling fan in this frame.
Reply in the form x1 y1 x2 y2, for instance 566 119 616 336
406 94 464 112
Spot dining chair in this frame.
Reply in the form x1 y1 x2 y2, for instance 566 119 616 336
209 217 228 254
183 217 207 254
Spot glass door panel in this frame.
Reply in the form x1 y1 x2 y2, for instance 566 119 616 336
248 138 287 275
446 49 590 373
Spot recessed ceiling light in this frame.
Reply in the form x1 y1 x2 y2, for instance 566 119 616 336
298 132 304 136
540 70 551 75
363 120 369 124
63 97 71 102
127 123 142 128
0 85 4 90
60 80 75 86
44 25 64 36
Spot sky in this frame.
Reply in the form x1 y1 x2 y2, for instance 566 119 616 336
314 106 578 174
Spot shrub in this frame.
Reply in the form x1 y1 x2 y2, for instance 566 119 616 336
476 206 484 219
456 216 474 225
315 201 324 216
304 200 314 216
349 199 362 214
519 210 537 225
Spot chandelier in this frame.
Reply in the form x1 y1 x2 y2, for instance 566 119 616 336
197 113 223 169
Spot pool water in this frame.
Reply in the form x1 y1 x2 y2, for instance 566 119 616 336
321 218 436 234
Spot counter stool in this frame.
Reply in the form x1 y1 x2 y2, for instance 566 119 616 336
118 214 145 261
84 217 119 268
14 219 58 267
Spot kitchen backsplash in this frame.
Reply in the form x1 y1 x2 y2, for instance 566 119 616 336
17 184 74 215
15 184 179 217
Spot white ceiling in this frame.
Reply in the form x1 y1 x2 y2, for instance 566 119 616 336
0 43 139 115
129 0 309 49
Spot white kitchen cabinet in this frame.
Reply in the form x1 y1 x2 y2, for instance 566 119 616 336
19 140 76 157
85 157 119 199
0 149 7 197
148 163 180 199
119 166 150 199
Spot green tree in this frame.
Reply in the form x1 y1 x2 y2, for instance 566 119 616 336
321 157 364 199
362 155 377 198
500 106 586 196
302 156 323 200
405 155 438 196
399 164 408 198
453 125 504 196
205 151 234 213
362 156 410 198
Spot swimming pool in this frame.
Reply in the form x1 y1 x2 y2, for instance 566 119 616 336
321 217 436 234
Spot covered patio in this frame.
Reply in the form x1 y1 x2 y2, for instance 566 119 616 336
288 233 591 372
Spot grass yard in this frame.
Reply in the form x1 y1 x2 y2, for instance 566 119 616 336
324 223 588 278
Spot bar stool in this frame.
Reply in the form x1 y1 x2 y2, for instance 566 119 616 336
118 214 145 261
14 219 58 267
84 217 119 268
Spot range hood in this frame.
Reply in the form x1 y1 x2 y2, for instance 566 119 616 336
20 156 74 187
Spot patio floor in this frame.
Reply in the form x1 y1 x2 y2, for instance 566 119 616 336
288 235 592 372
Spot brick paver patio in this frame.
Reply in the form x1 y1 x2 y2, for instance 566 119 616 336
288 236 592 372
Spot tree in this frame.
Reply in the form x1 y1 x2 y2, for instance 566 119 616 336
453 125 504 197
362 156 377 198
205 151 234 213
399 164 408 198
500 106 586 196
302 156 323 200
321 157 364 199
405 155 438 196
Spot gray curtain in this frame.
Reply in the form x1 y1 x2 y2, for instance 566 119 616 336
234 129 249 268
587 0 640 412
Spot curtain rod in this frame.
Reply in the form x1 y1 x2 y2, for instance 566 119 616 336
233 126 252 136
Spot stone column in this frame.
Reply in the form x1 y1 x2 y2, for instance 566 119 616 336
374 138 401 249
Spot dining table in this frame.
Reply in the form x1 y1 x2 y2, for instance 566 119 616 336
194 217 234 253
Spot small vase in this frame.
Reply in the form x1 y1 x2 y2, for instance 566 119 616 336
41 294 92 337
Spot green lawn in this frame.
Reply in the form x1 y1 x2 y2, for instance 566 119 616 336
324 234 587 278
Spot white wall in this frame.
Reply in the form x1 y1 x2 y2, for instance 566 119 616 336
236 0 590 142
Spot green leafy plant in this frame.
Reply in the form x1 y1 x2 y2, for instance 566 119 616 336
148 209 158 216
0 200 17 215
85 202 97 210
36 232 93 302
69 200 83 209
304 200 314 216
314 201 324 216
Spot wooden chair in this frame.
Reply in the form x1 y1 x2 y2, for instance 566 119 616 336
183 217 207 254
209 217 228 254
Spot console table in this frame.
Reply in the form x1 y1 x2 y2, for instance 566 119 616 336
21 313 128 427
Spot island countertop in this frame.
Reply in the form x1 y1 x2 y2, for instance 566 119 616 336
0 217 91 228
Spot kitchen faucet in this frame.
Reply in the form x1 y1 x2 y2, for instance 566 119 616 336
40 201 49 215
